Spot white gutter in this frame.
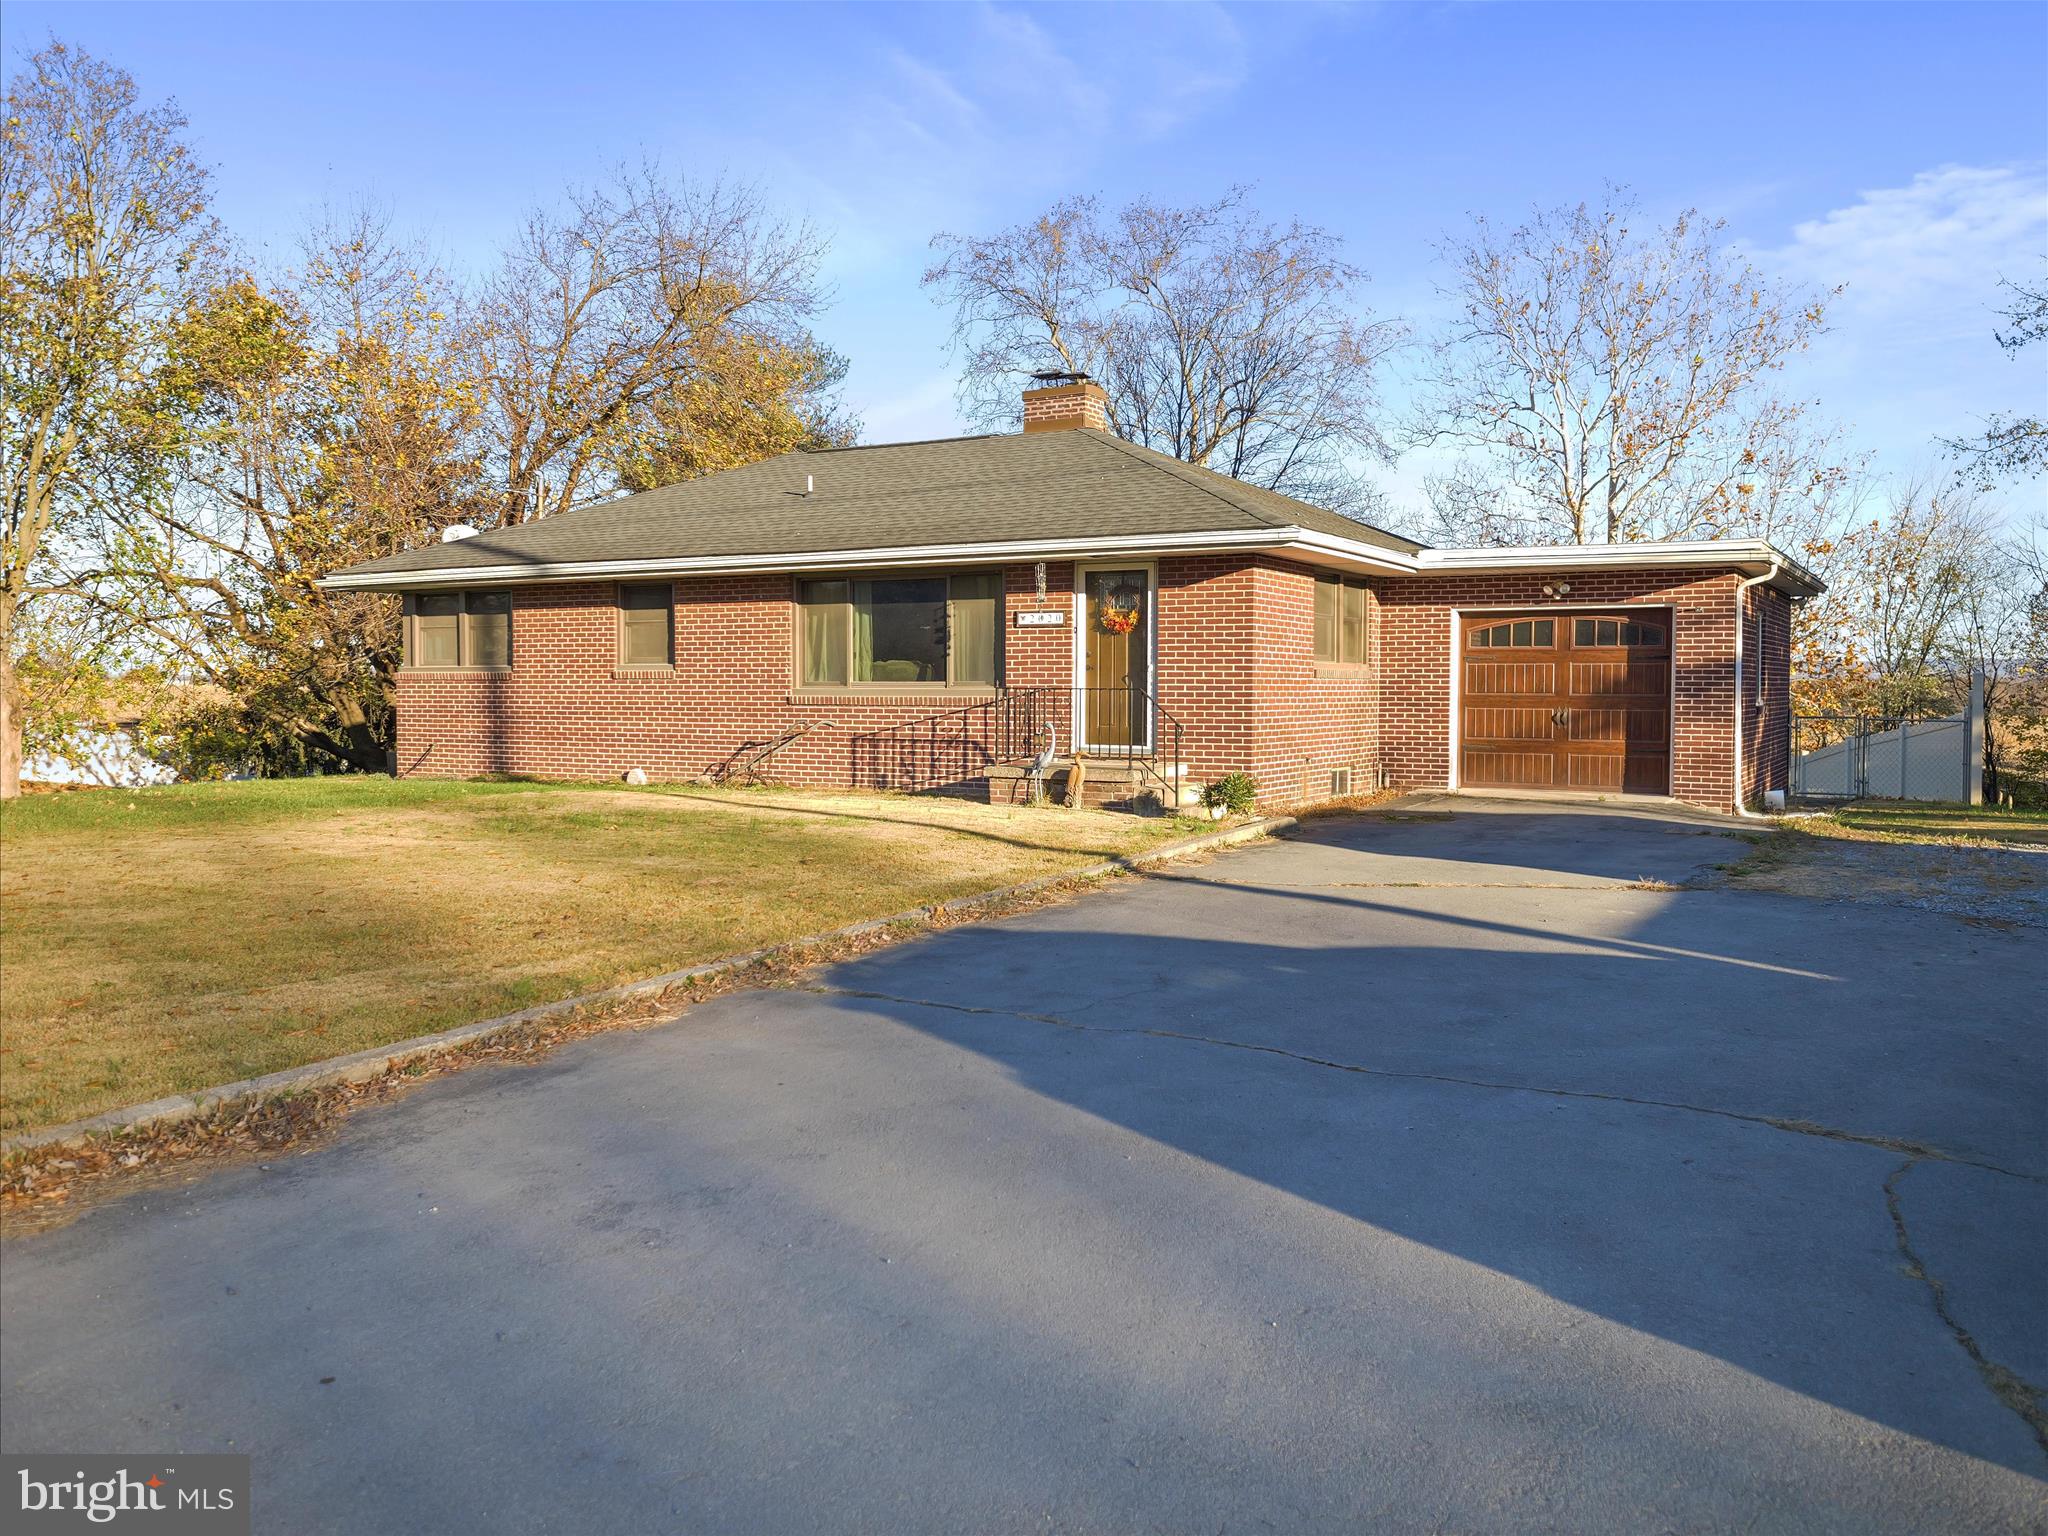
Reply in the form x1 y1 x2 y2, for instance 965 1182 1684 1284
1731 560 1781 818
1413 539 1820 595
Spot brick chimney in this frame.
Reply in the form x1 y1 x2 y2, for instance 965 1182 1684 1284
1021 370 1108 433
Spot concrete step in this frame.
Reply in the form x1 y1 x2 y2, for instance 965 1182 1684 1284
987 757 1190 784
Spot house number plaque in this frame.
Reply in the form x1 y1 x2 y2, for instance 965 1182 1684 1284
1015 610 1066 628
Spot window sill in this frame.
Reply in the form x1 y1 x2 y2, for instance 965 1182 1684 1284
1313 663 1372 679
399 666 513 677
613 665 676 680
789 687 1000 705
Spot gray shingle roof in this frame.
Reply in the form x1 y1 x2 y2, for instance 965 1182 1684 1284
327 428 1423 583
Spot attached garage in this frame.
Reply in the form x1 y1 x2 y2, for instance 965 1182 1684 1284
1373 547 1818 814
1459 610 1672 795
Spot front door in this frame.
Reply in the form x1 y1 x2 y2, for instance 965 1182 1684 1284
1460 611 1671 793
1081 568 1151 749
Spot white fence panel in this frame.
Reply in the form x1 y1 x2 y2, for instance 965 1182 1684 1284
1792 674 1985 803
1876 717 1967 800
1792 735 1858 797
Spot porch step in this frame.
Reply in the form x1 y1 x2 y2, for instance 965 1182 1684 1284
986 756 1190 786
984 756 1198 814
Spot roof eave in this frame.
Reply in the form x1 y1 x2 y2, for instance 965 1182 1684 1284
1409 540 1824 597
318 528 1422 592
322 532 1822 598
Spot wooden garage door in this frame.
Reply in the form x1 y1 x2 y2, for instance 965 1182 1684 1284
1460 613 1670 794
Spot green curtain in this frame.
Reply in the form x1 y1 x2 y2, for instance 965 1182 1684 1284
853 581 875 681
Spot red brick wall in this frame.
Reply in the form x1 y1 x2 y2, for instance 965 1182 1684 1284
1021 381 1109 432
1744 584 1793 805
1154 554 1257 778
394 557 1783 814
1003 561 1077 694
1242 558 1379 804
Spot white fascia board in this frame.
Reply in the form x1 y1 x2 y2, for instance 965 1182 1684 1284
1272 528 1423 575
320 527 1818 596
318 527 1419 591
1411 540 1822 596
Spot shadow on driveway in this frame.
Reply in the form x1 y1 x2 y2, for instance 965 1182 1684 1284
2 798 2042 1532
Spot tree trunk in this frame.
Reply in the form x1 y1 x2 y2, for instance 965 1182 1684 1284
0 591 20 800
0 662 21 801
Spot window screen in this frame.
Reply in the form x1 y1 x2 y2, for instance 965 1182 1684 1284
857 578 947 682
464 591 511 669
798 580 850 685
1314 577 1340 661
1341 584 1368 665
619 583 673 667
798 572 1000 687
409 591 511 668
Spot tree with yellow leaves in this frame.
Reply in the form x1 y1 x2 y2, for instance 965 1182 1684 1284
0 43 218 797
106 211 484 774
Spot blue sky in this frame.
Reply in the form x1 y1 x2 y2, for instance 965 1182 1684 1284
6 1 2044 525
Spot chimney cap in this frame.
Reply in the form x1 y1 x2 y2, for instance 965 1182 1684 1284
1028 369 1094 387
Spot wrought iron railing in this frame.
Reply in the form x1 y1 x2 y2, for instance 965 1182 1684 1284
711 718 840 785
1005 685 1186 811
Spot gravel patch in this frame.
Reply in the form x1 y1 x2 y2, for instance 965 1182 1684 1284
1720 835 2048 926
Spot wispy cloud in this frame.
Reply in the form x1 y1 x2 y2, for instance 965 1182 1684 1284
749 2 1262 273
735 2 1279 444
1764 163 2046 343
1754 164 2047 460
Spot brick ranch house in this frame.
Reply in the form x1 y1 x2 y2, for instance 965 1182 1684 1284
324 376 1821 815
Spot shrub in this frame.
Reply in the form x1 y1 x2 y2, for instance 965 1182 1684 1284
1201 771 1257 816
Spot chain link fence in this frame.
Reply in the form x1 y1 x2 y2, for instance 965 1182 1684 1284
1791 675 1985 803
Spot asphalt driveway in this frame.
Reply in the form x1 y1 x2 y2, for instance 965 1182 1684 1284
4 797 2044 1533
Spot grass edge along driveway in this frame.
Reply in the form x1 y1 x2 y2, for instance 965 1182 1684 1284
1 777 1198 1135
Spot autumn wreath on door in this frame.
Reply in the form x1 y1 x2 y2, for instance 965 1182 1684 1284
1098 588 1142 635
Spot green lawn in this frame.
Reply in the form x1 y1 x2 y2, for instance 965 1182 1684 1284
1815 800 2048 847
1 777 1196 1134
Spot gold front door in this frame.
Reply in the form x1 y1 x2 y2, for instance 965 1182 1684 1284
1082 568 1150 748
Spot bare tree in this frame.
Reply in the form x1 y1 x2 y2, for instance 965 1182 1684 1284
925 190 1403 515
1947 265 2046 488
474 167 831 524
1941 532 2044 802
0 43 216 796
1413 187 1838 546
